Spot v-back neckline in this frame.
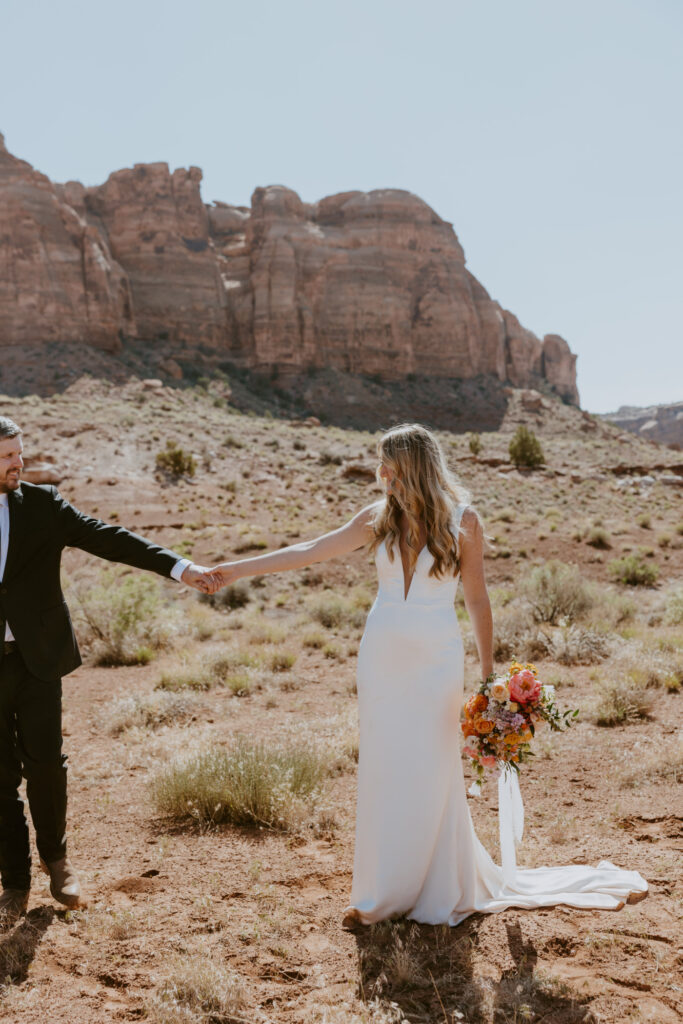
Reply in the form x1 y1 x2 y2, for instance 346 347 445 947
398 536 427 602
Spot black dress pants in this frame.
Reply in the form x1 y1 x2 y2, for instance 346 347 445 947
0 648 67 890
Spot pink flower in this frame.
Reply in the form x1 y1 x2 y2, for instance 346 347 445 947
509 671 542 705
463 746 478 758
481 755 497 767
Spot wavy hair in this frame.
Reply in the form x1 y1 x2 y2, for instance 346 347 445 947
368 423 476 579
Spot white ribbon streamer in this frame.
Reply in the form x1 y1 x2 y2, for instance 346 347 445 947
498 767 525 885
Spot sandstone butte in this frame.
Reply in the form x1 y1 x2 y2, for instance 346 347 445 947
0 132 578 404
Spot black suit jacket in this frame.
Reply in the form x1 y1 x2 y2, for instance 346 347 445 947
0 482 183 682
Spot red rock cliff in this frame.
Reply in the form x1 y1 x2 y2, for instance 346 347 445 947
0 136 579 404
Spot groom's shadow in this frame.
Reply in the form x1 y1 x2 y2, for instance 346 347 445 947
0 905 54 986
353 914 595 1024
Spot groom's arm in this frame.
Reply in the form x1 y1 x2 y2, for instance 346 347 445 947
52 487 192 581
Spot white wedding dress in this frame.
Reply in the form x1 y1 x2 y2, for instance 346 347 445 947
345 502 648 926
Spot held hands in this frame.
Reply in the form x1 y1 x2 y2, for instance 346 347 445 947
180 564 217 594
181 563 241 595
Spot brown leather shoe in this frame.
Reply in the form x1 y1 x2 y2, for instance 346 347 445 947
40 856 87 909
0 888 30 932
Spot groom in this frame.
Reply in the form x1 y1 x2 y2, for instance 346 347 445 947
0 416 210 929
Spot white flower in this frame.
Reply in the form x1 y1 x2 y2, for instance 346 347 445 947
541 684 556 701
490 679 509 702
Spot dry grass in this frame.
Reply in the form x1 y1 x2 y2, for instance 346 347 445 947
156 649 258 692
146 951 247 1024
619 733 683 788
102 691 199 735
593 675 655 726
150 736 330 830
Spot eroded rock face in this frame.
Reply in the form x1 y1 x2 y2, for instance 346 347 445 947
0 133 133 352
0 136 579 403
598 402 683 449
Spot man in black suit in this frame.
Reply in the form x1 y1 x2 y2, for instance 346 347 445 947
0 416 211 929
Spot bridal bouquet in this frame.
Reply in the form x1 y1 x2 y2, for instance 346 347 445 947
461 661 579 795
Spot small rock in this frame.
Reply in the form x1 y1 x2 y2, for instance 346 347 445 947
159 358 183 380
142 378 164 390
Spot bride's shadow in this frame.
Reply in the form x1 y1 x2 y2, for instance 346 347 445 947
353 914 595 1024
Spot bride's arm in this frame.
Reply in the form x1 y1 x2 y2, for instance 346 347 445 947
204 501 382 590
459 508 494 680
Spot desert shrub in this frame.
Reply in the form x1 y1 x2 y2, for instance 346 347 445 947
269 650 296 672
520 560 592 624
199 580 251 611
150 737 329 830
509 425 545 468
609 551 659 587
664 585 683 625
156 650 257 692
305 591 367 631
586 526 612 549
636 512 651 529
302 627 327 648
74 569 178 666
103 692 198 735
155 441 196 479
146 953 246 1024
319 450 343 465
545 624 610 665
467 432 482 456
620 734 683 788
593 676 655 726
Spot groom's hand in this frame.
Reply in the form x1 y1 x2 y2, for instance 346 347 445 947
181 564 215 594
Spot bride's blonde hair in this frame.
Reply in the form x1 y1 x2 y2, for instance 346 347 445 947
368 423 476 579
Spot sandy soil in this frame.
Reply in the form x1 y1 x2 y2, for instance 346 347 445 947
0 375 681 1023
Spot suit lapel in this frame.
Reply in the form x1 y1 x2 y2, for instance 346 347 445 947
4 486 26 582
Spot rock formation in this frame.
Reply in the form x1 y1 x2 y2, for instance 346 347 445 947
597 401 683 450
0 134 579 403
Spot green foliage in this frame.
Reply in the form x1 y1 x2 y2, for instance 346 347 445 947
467 431 482 456
155 441 196 479
74 569 175 666
608 551 659 587
509 425 545 468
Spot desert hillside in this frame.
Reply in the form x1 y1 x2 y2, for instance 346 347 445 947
1 376 682 1024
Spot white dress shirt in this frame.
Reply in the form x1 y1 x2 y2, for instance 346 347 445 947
0 488 191 642
0 493 14 640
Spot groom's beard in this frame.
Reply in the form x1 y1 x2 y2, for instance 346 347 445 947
0 470 21 492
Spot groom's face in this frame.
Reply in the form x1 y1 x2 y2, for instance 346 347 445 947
0 435 23 493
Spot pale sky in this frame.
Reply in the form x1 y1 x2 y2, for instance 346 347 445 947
2 0 681 413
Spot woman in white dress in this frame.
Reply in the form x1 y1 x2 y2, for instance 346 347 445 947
205 422 648 927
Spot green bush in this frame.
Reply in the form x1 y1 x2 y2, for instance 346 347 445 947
467 432 482 456
509 425 545 468
150 737 329 830
75 569 176 665
155 441 196 479
609 551 659 587
521 560 593 624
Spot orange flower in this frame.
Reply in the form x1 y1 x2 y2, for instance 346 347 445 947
503 733 520 745
466 694 488 717
461 721 477 737
474 716 495 735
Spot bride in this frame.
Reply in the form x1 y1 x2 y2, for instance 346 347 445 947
204 422 648 927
